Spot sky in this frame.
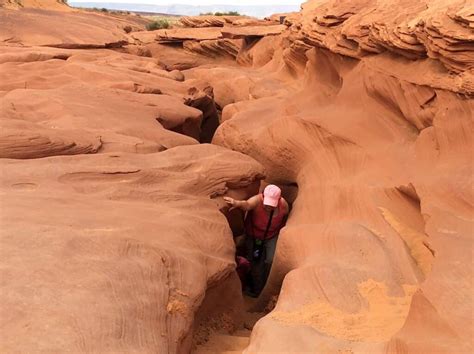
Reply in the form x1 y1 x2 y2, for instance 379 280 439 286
71 0 303 5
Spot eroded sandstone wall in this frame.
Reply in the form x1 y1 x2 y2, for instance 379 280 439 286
210 0 473 352
0 5 266 353
0 0 472 353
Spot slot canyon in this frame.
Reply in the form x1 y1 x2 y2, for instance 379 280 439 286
0 0 472 353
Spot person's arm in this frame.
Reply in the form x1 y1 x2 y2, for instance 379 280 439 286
223 195 260 211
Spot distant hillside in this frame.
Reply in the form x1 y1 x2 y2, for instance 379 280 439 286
69 2 300 18
0 0 70 10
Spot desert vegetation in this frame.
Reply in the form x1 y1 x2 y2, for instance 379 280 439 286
200 11 241 16
146 18 171 30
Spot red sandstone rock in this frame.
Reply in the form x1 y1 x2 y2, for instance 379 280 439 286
179 15 275 29
0 45 225 157
286 0 474 77
139 27 223 44
0 8 146 48
126 43 213 71
1 83 205 157
183 39 243 59
0 0 70 10
180 15 241 28
212 3 473 350
221 25 286 39
0 145 264 353
0 0 473 353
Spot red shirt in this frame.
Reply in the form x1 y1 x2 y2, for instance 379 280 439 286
244 194 287 240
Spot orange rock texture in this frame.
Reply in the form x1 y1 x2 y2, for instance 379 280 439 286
0 0 472 353
209 1 473 353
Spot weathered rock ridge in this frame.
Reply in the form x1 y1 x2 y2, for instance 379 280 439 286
0 3 264 352
0 145 264 353
207 0 473 353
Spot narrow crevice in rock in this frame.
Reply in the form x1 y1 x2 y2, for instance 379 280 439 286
193 182 298 353
184 86 220 143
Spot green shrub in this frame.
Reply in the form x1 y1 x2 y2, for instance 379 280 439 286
199 11 241 16
100 7 108 12
146 19 170 31
214 11 240 16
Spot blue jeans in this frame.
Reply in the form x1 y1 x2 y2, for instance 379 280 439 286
245 235 278 294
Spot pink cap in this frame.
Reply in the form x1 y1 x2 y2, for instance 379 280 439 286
263 184 281 207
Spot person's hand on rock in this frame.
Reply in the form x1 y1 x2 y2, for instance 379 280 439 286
223 196 236 211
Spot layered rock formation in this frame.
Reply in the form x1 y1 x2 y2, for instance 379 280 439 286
283 0 474 94
207 0 473 353
221 24 286 39
0 7 147 47
180 15 279 28
0 3 265 352
180 15 243 28
1 0 473 353
132 19 286 61
0 0 70 11
0 145 264 353
0 46 224 157
214 48 473 352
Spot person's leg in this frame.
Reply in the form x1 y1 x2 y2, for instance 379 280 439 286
264 236 278 266
243 235 257 295
244 234 254 262
262 236 279 287
243 235 268 296
249 237 277 296
251 255 266 296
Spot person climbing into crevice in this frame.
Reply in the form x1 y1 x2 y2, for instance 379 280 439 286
225 185 289 297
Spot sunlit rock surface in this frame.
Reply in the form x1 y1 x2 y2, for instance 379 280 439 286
0 0 472 353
